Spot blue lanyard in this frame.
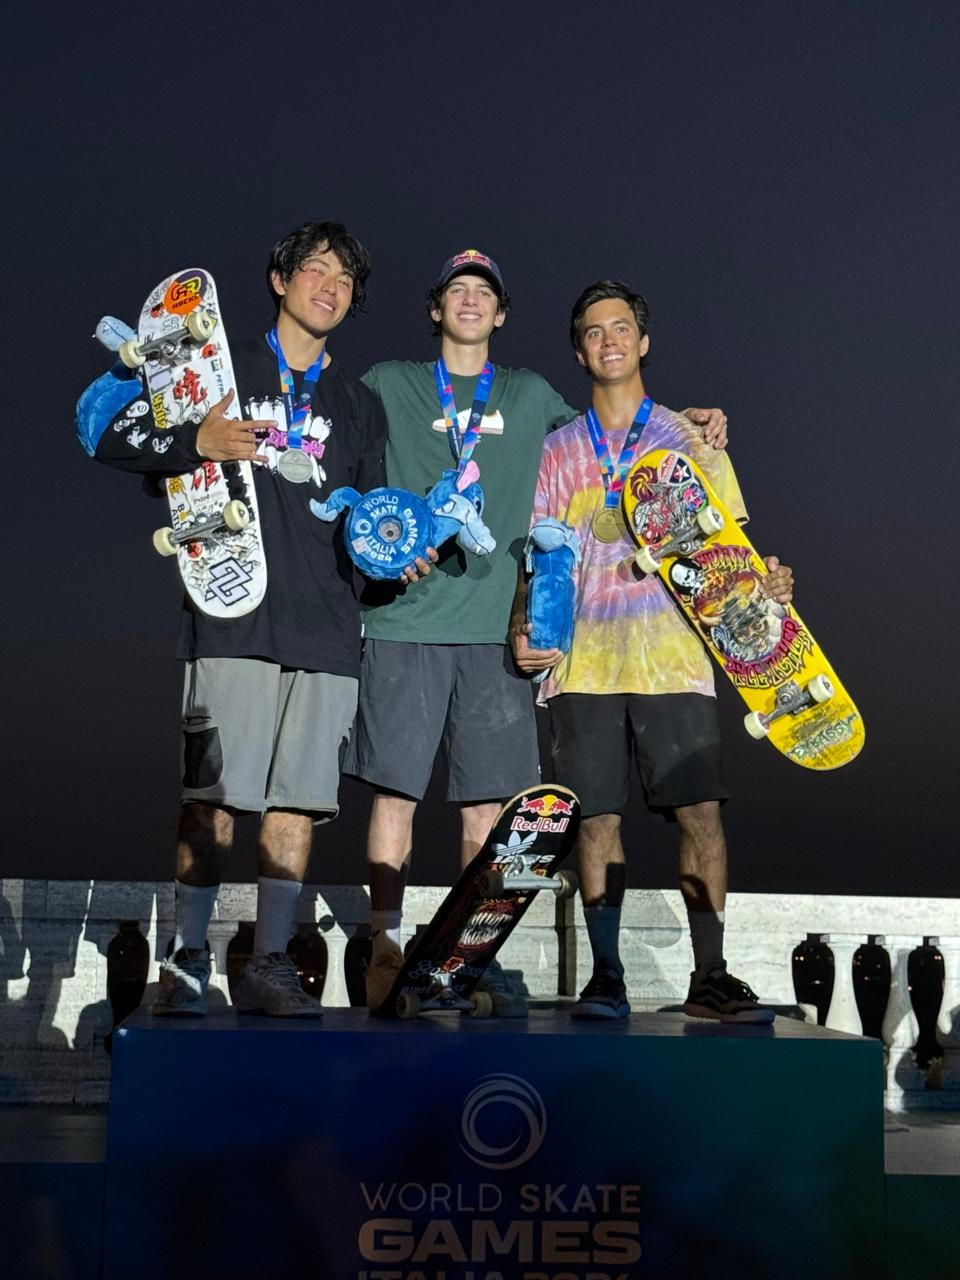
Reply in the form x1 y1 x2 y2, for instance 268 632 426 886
266 327 325 449
433 357 495 473
585 398 654 508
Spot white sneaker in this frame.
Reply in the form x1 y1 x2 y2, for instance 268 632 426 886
366 941 404 1011
234 952 323 1018
153 947 210 1017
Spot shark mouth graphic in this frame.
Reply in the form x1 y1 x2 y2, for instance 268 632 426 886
458 905 513 954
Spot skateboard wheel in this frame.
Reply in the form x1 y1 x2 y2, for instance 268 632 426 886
744 710 770 740
396 992 421 1019
807 674 834 704
152 527 178 557
635 546 661 575
185 310 217 343
222 499 250 532
118 339 146 369
697 505 724 535
478 870 505 898
469 991 494 1018
552 869 579 900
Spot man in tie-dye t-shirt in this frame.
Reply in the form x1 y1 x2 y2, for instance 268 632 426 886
510 280 794 1025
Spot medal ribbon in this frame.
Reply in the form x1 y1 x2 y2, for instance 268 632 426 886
266 327 325 449
585 398 654 508
433 357 495 473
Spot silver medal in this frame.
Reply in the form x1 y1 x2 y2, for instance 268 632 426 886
278 449 315 484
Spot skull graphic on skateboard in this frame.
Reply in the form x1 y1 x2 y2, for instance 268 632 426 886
623 449 864 770
372 785 580 1019
100 269 266 617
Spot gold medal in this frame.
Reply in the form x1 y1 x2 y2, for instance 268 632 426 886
591 506 628 543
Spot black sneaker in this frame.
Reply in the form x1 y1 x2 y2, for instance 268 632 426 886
683 966 775 1024
474 959 528 1018
572 969 630 1020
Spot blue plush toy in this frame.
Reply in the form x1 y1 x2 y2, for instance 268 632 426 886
75 317 144 457
524 518 580 654
310 467 496 580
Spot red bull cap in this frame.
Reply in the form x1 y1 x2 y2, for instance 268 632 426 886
435 249 506 300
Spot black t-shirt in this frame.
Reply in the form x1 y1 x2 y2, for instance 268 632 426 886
95 334 387 676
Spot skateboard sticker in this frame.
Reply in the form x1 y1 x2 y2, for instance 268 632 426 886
667 548 814 688
162 269 209 316
627 453 707 543
511 790 577 833
785 711 861 764
204 556 257 608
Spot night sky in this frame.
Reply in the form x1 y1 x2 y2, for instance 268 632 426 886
6 3 958 896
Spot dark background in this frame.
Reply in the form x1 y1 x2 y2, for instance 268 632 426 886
5 3 957 894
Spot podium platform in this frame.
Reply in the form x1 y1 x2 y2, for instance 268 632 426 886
103 1008 886 1280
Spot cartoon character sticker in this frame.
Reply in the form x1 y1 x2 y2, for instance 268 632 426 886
668 552 787 664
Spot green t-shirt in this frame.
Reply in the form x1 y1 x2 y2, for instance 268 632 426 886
360 360 578 643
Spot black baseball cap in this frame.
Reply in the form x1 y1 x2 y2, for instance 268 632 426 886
435 248 506 299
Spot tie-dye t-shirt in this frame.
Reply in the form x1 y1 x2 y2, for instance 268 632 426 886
532 405 747 701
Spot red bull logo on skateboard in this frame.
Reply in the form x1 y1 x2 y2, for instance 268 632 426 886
511 792 574 834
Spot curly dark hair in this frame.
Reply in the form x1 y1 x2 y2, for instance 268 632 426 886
267 221 372 316
569 280 651 369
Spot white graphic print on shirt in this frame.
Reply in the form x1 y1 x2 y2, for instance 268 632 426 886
245 394 331 486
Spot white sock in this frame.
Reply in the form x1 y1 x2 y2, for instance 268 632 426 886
174 881 219 952
371 910 402 955
689 909 726 975
253 877 302 957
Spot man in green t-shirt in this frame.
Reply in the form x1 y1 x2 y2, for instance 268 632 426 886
346 250 728 1013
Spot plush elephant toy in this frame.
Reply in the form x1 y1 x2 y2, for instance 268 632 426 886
310 466 496 580
75 317 144 457
524 518 580 654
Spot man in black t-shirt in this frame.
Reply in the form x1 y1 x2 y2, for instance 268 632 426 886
77 221 387 1016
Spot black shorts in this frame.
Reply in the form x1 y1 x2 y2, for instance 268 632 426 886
548 692 728 819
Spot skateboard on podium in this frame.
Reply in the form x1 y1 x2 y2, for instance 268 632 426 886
623 448 864 770
372 785 580 1018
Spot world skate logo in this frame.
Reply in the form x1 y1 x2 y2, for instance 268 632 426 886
204 558 253 607
459 1074 547 1170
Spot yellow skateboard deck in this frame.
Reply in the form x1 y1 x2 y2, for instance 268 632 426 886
622 449 864 770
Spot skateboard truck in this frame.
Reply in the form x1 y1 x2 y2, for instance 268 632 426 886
119 310 217 369
396 975 495 1020
153 500 250 557
476 862 578 899
634 504 724 575
744 674 835 739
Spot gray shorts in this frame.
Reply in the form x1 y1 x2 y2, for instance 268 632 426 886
180 657 358 819
343 640 541 803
